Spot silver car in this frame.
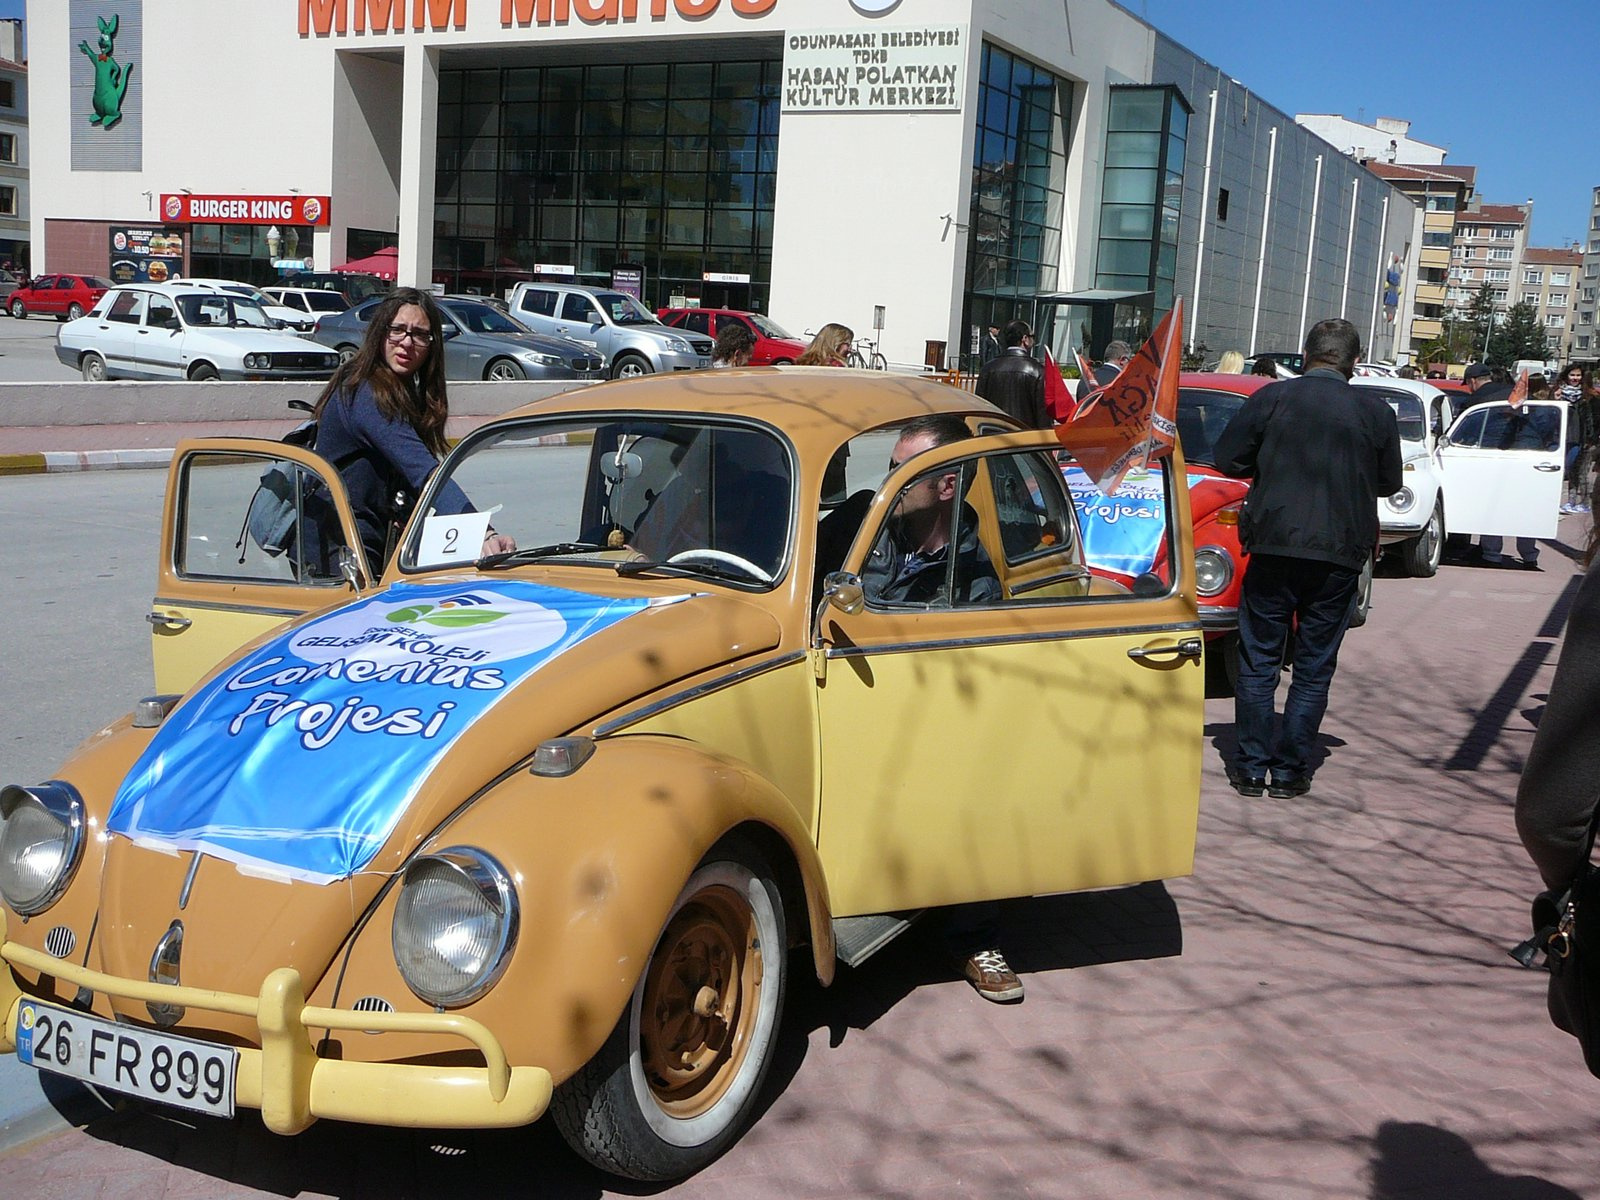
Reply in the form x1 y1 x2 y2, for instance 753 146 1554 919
310 296 605 381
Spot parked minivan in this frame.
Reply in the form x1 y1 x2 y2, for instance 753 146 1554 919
508 282 713 378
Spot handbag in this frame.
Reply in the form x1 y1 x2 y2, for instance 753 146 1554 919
243 417 320 558
1511 802 1600 1077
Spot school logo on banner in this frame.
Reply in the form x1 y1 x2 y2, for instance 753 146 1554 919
108 581 656 883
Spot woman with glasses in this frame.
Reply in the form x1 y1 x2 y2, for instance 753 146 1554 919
795 322 854 367
312 287 514 569
1556 364 1596 515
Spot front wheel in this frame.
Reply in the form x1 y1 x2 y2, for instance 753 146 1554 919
336 344 358 364
552 854 788 1181
612 353 653 380
1401 502 1443 578
1347 553 1375 628
188 362 220 381
9 298 24 319
485 357 526 381
80 352 108 382
868 351 888 371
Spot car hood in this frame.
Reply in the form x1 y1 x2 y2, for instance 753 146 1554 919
1185 465 1248 522
83 580 780 1005
188 327 332 350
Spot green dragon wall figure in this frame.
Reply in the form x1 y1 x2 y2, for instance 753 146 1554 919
77 13 133 130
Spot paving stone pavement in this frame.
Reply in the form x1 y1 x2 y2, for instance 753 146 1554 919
3 524 1596 1199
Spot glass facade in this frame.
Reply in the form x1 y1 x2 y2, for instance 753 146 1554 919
189 224 315 287
435 61 781 309
961 44 1070 363
1095 85 1188 318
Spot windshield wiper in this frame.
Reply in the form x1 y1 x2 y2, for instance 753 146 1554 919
477 541 605 570
614 558 749 583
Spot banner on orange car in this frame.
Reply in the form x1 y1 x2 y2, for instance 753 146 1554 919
1508 368 1529 409
1042 346 1079 423
1056 300 1184 495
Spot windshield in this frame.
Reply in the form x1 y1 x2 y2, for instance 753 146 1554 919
175 294 277 329
1176 388 1246 466
407 416 794 585
446 301 531 336
748 314 794 339
305 292 350 312
1382 393 1427 443
595 291 659 326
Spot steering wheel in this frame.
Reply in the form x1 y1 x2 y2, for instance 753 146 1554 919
665 548 773 583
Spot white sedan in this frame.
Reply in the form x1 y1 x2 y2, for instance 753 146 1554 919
1354 376 1568 577
55 283 341 381
176 277 320 331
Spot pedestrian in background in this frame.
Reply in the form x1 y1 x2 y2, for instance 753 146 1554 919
1212 318 1402 799
975 319 1049 429
796 323 853 367
1216 349 1245 374
979 323 1001 366
1078 339 1133 400
710 323 756 369
1557 363 1596 515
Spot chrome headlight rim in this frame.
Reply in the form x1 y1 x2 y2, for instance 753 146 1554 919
391 847 519 1009
664 335 692 355
0 781 87 917
1194 544 1233 598
1386 486 1416 514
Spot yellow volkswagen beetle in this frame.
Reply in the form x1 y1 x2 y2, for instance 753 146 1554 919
0 368 1203 1180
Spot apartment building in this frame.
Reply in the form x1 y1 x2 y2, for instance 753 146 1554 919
1366 161 1476 356
0 18 27 272
1574 185 1600 359
1520 247 1580 363
1448 201 1532 316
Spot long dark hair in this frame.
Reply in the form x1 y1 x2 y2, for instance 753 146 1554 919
314 288 450 457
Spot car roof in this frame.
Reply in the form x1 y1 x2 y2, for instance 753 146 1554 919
1178 372 1276 395
114 282 247 298
491 366 1006 443
1351 375 1446 401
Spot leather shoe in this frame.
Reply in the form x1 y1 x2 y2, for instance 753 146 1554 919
963 949 1024 1003
1267 776 1312 799
1227 769 1266 797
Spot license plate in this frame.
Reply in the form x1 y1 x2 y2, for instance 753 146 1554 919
16 999 237 1118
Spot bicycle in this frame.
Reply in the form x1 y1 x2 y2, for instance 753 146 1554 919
845 336 888 371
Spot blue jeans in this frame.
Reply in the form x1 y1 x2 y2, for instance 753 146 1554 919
1234 553 1361 781
1478 535 1538 565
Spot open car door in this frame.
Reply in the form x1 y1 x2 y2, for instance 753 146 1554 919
811 429 1204 919
150 437 374 695
1437 400 1567 538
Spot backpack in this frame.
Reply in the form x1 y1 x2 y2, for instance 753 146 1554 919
242 419 321 558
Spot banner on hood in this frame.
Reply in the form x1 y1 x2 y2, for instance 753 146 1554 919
108 581 656 883
1062 463 1178 578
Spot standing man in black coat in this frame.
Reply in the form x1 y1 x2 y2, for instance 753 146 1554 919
975 319 1050 429
1212 318 1403 799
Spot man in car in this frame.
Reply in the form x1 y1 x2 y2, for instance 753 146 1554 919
975 320 1050 429
1213 318 1402 800
860 416 1014 1002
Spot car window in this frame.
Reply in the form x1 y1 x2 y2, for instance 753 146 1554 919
681 311 711 336
1176 387 1247 465
306 292 349 312
1448 410 1487 447
1371 389 1426 442
1482 405 1560 452
561 293 600 323
748 314 792 339
448 301 528 335
30 276 54 289
177 450 356 585
105 291 146 325
413 417 794 586
988 448 1077 565
517 288 557 318
146 295 176 328
594 291 657 325
85 277 113 289
58 277 78 290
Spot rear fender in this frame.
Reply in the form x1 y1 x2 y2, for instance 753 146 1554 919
319 734 833 1084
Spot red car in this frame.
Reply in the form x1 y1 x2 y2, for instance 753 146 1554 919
9 273 113 321
657 307 808 365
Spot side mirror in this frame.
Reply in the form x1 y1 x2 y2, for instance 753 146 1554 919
1131 571 1167 597
1437 435 1451 449
164 318 181 331
335 545 363 590
822 571 865 615
441 324 461 341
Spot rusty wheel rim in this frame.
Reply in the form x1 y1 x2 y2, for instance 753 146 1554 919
638 883 764 1119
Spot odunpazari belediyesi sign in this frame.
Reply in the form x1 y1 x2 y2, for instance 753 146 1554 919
782 25 965 114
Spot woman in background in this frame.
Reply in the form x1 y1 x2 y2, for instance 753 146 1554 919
796 323 854 367
1216 349 1245 374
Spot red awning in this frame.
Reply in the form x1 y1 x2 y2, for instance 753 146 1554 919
332 246 399 280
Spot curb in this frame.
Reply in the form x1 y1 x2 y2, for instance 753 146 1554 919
0 448 174 476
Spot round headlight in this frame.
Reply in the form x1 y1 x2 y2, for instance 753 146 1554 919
0 782 87 917
1387 487 1416 514
1194 546 1233 597
243 353 269 370
392 848 518 1008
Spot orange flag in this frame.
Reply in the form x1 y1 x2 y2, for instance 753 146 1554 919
1042 346 1078 423
1508 368 1528 409
1056 299 1185 495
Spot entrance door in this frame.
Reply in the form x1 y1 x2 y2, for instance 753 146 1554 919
813 432 1204 918
1438 401 1567 538
151 439 374 694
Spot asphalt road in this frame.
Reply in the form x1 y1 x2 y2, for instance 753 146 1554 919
1 467 1597 1197
0 313 83 384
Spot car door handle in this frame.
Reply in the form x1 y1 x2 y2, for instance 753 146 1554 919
1534 463 1562 472
145 610 192 630
1127 637 1203 662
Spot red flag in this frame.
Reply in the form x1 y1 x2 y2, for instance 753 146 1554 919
1508 368 1528 409
1042 346 1078 423
1056 300 1185 494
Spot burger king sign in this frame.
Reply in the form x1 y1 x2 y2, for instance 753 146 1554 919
159 193 333 226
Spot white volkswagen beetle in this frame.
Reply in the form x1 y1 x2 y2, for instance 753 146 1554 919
1353 376 1451 577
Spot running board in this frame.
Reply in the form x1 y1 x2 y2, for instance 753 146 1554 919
832 911 922 968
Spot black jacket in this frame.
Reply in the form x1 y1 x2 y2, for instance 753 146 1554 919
1516 555 1600 889
1212 368 1403 570
862 505 1002 606
975 347 1050 430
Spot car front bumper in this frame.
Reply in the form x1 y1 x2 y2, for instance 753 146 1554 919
1198 604 1238 633
658 349 712 371
0 916 551 1134
1378 519 1428 543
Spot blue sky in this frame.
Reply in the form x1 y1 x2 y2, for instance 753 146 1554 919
1134 0 1598 248
8 0 1593 243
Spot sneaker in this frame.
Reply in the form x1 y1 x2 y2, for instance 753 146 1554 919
1561 502 1577 515
963 948 1024 1003
1577 504 1592 515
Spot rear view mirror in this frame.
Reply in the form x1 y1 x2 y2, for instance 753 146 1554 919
601 451 642 482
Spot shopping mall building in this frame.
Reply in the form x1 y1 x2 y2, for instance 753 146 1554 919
31 0 1416 366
